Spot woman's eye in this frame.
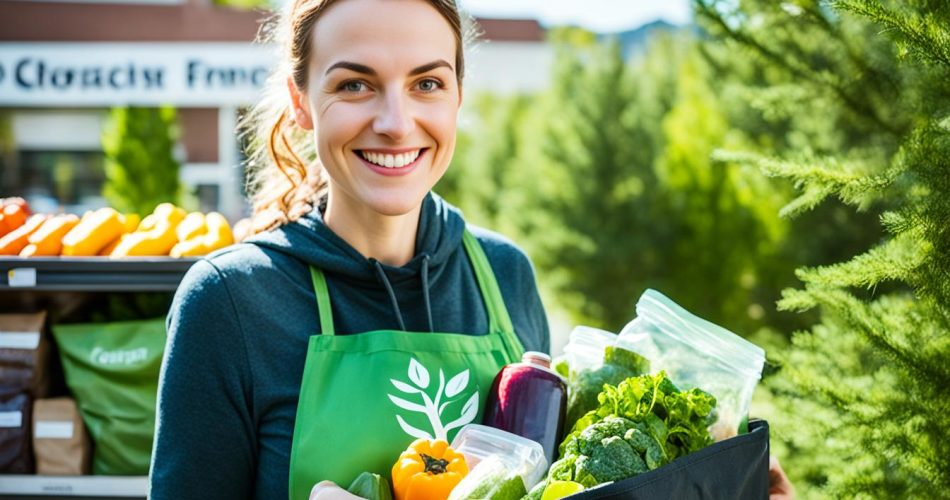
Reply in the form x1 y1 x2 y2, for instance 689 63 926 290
417 79 442 92
340 81 366 93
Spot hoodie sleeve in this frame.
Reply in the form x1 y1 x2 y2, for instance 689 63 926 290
471 228 551 355
149 259 256 500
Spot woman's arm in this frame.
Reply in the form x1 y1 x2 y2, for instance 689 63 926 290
149 260 257 499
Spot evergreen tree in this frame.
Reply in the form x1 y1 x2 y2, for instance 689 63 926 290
101 107 185 216
699 0 950 496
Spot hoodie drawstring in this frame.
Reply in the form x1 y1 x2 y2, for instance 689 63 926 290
370 256 435 333
371 260 407 332
421 255 434 333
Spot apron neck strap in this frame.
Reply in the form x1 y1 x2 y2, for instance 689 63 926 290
309 267 336 336
307 228 516 337
461 229 516 335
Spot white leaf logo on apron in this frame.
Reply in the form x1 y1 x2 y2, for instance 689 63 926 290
388 357 478 441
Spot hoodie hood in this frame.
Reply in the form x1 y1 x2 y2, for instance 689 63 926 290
247 192 466 332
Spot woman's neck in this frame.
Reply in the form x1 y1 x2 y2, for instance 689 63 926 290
322 188 421 267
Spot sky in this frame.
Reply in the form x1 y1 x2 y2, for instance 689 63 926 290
458 0 693 33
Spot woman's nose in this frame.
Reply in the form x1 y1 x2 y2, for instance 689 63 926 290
372 91 414 141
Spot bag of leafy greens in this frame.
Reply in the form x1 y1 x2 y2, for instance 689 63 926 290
618 290 765 440
562 327 650 430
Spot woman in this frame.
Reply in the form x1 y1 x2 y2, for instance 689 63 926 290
149 0 795 498
148 0 549 499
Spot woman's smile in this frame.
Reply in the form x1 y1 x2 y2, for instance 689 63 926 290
354 148 429 176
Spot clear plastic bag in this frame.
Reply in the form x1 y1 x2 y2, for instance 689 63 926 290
618 289 765 441
562 327 650 430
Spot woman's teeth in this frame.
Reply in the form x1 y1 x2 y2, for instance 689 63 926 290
359 149 421 168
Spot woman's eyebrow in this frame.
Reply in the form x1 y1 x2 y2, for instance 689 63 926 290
324 59 453 77
326 61 376 76
408 60 453 76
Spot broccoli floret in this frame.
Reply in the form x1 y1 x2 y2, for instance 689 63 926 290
623 428 668 470
548 456 576 481
575 436 647 483
598 416 637 437
523 479 548 500
576 416 636 456
571 457 600 488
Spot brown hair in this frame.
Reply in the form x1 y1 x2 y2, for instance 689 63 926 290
240 0 474 234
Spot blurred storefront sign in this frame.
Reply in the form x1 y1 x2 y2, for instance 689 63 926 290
0 43 273 107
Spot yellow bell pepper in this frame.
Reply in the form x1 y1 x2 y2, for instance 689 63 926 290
391 439 468 500
97 213 141 256
20 214 81 257
110 203 186 257
169 212 234 257
176 212 206 242
61 207 126 256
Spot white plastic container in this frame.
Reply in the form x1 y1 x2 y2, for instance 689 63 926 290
449 424 547 492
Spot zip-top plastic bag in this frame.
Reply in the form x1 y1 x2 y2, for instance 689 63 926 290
618 290 765 440
561 327 650 430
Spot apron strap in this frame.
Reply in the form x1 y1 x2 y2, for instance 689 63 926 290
309 266 336 336
461 230 516 335
307 229 521 350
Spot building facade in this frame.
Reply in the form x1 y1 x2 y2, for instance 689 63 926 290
0 0 551 219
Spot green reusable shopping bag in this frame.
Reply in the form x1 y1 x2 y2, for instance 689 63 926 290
52 318 166 475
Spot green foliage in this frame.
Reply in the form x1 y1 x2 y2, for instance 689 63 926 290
101 107 185 216
212 0 271 10
699 0 950 496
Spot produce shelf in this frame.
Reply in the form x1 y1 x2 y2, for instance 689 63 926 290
0 258 198 292
0 475 147 499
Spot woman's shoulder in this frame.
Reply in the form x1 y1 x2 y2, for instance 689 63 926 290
177 242 305 298
465 224 541 295
466 225 536 274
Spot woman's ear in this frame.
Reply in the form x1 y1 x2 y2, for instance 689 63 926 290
287 76 314 130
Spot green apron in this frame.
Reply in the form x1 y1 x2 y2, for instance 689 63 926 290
288 230 526 499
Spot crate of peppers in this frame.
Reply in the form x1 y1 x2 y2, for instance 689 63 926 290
348 289 769 500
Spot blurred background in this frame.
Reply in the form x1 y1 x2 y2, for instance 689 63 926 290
1 0 947 498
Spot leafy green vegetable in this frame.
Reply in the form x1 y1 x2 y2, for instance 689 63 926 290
565 346 651 428
545 371 716 490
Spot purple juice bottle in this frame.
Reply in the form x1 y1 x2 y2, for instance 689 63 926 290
483 351 567 465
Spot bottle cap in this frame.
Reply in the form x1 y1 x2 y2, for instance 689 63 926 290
521 351 551 368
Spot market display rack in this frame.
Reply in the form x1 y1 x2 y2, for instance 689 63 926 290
0 476 147 500
1 257 197 292
1 257 197 498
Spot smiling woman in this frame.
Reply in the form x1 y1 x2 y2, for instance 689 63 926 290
148 1 551 499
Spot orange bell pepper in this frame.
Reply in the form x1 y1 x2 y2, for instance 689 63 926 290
20 214 80 257
0 214 47 255
391 439 468 500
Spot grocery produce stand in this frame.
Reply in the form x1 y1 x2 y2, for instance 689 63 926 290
0 257 197 499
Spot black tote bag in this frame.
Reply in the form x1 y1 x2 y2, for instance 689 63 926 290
567 419 770 500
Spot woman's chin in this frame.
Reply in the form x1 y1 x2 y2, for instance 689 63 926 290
362 190 430 217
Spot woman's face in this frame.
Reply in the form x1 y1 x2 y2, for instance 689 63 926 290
294 0 461 217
